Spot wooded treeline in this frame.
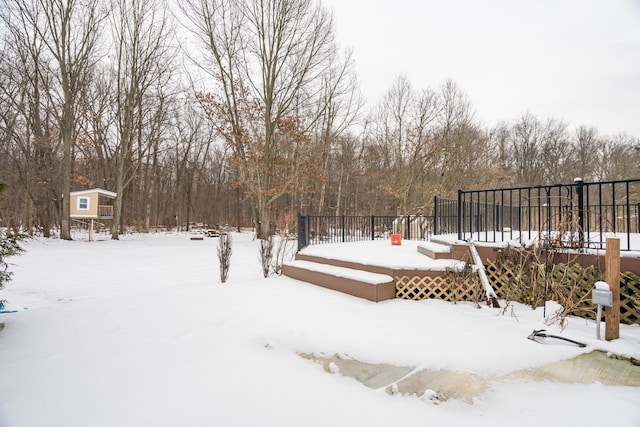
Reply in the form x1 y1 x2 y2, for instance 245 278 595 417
0 0 638 238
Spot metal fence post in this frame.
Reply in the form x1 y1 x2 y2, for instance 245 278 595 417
626 182 631 251
475 197 481 238
575 178 584 248
297 212 309 251
341 214 345 242
457 189 463 241
433 196 439 235
297 212 302 251
370 215 375 240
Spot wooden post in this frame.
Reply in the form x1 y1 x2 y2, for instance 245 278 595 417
605 237 620 341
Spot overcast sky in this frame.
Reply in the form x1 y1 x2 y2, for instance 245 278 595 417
322 0 640 137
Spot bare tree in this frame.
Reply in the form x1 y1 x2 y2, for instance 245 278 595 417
368 75 440 214
308 48 363 215
487 122 515 186
75 68 117 194
5 0 107 239
432 79 489 195
0 37 41 230
538 118 570 184
570 126 600 182
108 0 173 239
509 111 544 185
180 0 336 238
597 133 640 181
170 103 217 230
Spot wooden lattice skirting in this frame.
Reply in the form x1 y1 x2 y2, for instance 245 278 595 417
395 274 483 304
396 266 640 325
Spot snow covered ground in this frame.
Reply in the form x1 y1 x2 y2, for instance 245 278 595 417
0 231 638 427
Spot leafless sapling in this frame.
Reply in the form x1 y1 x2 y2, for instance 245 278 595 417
259 236 274 278
217 232 232 283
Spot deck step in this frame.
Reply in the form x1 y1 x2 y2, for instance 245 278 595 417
428 237 472 262
416 241 451 260
282 260 396 302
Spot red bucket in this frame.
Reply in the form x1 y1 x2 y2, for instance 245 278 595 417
390 233 401 246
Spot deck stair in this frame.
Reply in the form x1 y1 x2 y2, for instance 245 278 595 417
283 260 395 302
283 239 474 302
416 241 452 259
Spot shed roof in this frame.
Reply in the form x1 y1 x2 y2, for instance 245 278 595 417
70 188 117 199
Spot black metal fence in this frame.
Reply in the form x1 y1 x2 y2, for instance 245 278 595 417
296 179 640 251
297 214 432 251
457 178 640 251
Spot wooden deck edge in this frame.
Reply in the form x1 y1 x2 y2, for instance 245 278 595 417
295 253 454 278
287 260 392 284
282 263 396 302
416 244 451 260
295 253 394 276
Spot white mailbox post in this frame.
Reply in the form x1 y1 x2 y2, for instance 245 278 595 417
593 281 613 340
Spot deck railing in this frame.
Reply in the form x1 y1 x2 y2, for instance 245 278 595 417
98 205 114 219
296 179 640 252
457 178 640 251
297 214 432 251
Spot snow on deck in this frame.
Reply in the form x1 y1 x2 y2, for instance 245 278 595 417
299 239 466 271
416 240 451 254
435 232 640 257
285 260 393 284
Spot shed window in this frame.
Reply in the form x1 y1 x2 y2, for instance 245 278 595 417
78 197 90 210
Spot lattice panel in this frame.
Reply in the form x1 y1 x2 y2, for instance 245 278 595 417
396 276 443 301
395 274 482 303
486 254 639 325
397 262 639 325
448 272 483 303
620 272 640 325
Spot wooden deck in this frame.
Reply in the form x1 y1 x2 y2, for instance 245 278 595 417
282 239 471 302
282 238 640 305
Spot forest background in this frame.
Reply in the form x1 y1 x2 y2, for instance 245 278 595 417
0 0 638 240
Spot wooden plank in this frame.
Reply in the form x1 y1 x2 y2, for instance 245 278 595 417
283 263 395 302
605 238 621 340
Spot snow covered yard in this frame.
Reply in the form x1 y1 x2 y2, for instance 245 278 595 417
0 232 639 427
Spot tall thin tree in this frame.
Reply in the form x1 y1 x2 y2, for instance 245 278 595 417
109 0 172 239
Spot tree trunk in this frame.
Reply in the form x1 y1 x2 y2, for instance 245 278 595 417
59 113 72 240
111 168 125 240
254 203 272 240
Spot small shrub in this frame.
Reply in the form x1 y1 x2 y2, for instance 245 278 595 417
259 237 274 278
271 234 296 276
0 229 27 308
217 233 232 283
490 244 605 329
445 262 483 307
